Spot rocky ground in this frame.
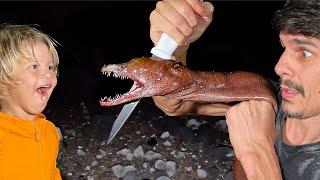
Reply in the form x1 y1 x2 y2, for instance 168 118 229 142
46 98 234 180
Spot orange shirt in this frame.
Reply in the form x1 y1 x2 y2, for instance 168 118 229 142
0 112 61 180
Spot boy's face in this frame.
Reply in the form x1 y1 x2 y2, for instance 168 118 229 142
275 31 320 119
3 41 57 119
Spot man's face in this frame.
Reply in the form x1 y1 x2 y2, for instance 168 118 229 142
275 31 320 119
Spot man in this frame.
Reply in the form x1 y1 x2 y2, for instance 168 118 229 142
149 0 320 179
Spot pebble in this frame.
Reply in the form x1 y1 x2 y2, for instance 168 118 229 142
111 165 136 178
165 161 176 177
155 160 166 170
163 141 172 147
91 160 98 167
184 166 192 171
145 150 162 161
186 119 202 130
197 169 207 179
99 149 107 156
133 145 144 158
156 176 171 180
123 170 139 180
77 149 86 156
85 166 90 171
116 148 131 156
160 131 170 139
176 151 185 159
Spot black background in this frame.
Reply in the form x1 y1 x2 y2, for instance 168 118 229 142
0 1 285 108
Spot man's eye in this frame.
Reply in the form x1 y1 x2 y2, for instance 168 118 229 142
303 50 313 58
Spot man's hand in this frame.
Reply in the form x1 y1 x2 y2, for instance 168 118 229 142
149 0 214 46
226 100 281 179
153 96 231 116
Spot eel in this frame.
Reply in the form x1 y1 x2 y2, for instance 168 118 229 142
100 57 278 179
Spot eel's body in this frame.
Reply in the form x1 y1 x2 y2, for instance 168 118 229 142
100 57 277 110
100 57 278 180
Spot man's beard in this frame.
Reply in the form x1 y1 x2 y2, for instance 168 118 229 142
280 78 306 119
281 102 305 119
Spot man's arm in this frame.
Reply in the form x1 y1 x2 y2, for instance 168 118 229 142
152 96 231 116
226 100 282 179
150 0 216 116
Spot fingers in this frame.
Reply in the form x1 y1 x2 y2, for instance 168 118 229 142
164 0 198 27
150 9 187 45
149 0 214 46
150 0 198 45
187 0 214 18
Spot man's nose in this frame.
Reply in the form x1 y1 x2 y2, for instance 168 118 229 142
274 50 294 78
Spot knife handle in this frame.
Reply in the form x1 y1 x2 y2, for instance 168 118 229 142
150 33 178 59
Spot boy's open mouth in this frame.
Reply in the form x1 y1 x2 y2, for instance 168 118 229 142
36 85 51 95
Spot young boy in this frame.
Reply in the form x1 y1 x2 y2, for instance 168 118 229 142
0 24 61 179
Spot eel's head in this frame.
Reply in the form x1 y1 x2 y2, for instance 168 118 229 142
100 57 193 106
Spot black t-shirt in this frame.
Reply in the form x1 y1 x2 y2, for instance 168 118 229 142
273 82 320 180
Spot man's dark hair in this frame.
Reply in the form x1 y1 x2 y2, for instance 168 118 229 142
272 0 320 38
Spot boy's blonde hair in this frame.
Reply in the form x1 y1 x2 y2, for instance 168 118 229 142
0 24 59 104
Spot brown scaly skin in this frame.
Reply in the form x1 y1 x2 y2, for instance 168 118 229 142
100 57 278 180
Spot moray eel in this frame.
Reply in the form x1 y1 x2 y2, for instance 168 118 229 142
100 57 278 180
100 57 277 110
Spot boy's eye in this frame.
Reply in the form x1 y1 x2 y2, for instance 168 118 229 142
302 50 313 58
48 65 54 71
29 64 38 70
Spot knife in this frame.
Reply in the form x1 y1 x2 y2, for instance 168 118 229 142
107 33 178 144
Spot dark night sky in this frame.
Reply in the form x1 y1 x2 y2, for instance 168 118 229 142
0 1 285 108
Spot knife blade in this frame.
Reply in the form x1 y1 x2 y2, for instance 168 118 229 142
107 33 178 144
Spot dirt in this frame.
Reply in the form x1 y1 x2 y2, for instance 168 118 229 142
46 98 234 180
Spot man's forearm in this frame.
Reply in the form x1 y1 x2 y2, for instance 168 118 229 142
153 96 230 116
238 143 282 180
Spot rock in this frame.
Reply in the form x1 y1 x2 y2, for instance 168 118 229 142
186 119 201 130
155 160 166 171
153 170 168 179
156 176 171 180
116 148 133 160
87 176 94 180
133 145 144 158
176 151 185 159
160 131 170 139
65 129 76 136
98 149 107 156
197 169 207 179
91 160 98 167
143 162 149 169
77 149 86 156
184 166 192 171
96 155 102 159
123 170 139 180
163 141 172 147
111 165 136 178
126 152 133 161
145 150 162 161
165 161 176 177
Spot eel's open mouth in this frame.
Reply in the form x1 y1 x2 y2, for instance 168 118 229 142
100 64 143 106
